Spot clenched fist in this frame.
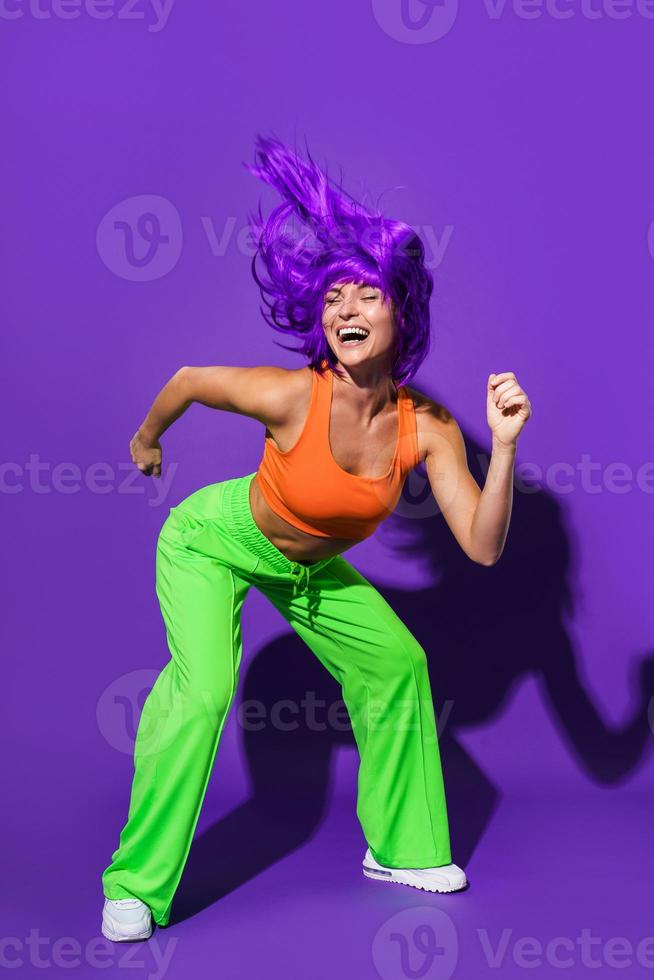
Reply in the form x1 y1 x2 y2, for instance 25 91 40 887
487 372 532 447
129 429 162 478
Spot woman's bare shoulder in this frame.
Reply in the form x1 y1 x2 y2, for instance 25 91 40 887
181 362 312 425
403 384 462 463
252 363 315 424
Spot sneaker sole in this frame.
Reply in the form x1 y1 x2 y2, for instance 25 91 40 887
362 865 468 894
101 919 153 943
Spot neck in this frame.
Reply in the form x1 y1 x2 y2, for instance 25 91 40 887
330 360 398 422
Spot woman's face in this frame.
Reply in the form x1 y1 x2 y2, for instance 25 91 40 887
321 280 397 367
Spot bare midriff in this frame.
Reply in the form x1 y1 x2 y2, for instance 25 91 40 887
248 475 358 564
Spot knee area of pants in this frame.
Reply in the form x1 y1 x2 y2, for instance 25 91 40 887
378 640 430 689
179 681 235 726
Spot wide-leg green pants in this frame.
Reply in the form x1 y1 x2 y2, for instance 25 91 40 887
102 472 452 926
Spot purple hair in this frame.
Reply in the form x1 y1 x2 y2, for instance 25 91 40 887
241 133 433 387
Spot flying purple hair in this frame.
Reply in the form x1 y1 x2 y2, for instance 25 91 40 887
241 133 433 387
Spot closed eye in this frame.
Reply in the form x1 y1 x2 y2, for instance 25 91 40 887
324 291 378 304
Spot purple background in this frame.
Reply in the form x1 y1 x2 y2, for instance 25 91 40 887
3 1 654 977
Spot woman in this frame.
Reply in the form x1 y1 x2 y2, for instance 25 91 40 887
101 134 532 941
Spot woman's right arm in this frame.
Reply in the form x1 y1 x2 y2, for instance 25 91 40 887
130 365 294 477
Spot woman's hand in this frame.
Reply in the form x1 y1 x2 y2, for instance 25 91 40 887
129 428 162 478
487 371 532 447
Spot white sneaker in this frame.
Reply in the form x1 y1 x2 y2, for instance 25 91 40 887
101 897 153 942
362 847 468 893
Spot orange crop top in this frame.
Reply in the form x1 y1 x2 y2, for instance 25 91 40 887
255 359 421 541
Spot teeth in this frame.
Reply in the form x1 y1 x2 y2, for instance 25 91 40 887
338 327 369 338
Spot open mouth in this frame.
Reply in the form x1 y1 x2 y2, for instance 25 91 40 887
337 326 370 346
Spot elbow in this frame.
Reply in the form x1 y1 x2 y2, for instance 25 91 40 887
464 536 501 566
174 365 193 396
465 530 503 567
471 552 501 567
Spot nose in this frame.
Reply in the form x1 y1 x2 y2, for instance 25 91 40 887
339 294 361 320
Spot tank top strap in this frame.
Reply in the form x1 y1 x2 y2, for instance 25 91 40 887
397 385 420 472
303 360 332 453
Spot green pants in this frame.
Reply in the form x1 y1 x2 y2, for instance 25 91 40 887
102 472 452 926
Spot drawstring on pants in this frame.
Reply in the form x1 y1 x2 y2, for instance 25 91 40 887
290 561 312 596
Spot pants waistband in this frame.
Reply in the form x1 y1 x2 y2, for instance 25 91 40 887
221 473 336 595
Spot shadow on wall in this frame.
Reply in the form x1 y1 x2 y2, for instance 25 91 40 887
171 421 654 926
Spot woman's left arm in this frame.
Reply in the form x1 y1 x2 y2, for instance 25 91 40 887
423 371 532 566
